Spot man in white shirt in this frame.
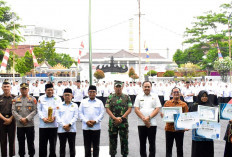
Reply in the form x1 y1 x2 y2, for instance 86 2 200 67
134 81 161 157
56 88 78 157
182 81 194 109
79 85 105 157
73 80 84 107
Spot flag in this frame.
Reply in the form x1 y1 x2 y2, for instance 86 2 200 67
0 49 10 72
78 42 84 65
144 66 148 71
29 48 39 67
144 41 149 62
216 42 223 60
80 41 84 49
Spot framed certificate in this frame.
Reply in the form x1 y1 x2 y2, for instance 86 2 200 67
162 107 182 122
220 103 232 120
193 121 221 140
174 112 200 130
198 105 219 122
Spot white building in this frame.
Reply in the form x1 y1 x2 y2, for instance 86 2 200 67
79 49 177 82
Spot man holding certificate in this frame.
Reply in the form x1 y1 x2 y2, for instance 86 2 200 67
37 83 62 157
161 87 188 157
134 81 161 157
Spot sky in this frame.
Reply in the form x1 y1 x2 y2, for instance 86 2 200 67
7 0 230 58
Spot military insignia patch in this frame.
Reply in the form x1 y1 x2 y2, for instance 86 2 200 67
56 106 59 110
17 106 21 110
71 105 74 107
28 106 31 110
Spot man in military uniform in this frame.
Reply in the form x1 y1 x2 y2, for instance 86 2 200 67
0 80 16 157
105 81 132 157
12 83 37 157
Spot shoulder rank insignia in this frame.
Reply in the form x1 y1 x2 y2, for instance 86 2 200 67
28 106 32 110
33 99 37 105
71 105 74 107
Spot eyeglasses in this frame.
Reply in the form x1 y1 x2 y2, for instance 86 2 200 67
88 91 96 93
173 91 180 94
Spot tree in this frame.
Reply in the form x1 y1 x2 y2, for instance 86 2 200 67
0 1 23 50
177 63 200 77
33 40 56 65
213 56 232 82
94 70 105 82
128 67 136 78
146 70 157 76
163 70 175 77
15 51 33 75
33 40 75 68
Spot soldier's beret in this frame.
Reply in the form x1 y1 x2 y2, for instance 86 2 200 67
114 81 123 87
20 83 29 89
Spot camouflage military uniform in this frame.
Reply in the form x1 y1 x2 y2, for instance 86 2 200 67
105 93 132 157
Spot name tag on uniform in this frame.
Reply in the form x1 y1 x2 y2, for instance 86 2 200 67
140 100 144 101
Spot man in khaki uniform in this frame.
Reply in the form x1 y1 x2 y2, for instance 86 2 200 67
12 83 37 157
0 80 16 157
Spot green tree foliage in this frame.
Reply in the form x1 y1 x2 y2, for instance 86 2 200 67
33 40 75 68
94 69 105 82
163 70 175 77
173 3 232 71
213 56 232 82
177 63 200 77
146 70 157 76
0 1 23 55
128 67 136 77
15 51 33 75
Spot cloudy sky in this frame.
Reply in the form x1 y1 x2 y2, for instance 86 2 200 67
7 0 230 58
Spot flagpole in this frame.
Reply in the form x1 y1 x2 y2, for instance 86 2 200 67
89 0 93 85
138 0 141 82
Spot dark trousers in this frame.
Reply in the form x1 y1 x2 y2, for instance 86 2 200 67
58 132 76 157
138 126 157 157
129 95 135 105
39 128 58 157
17 126 35 157
165 131 184 157
102 97 108 106
74 102 81 107
59 96 64 102
224 141 232 157
83 130 101 157
0 120 16 157
34 96 39 102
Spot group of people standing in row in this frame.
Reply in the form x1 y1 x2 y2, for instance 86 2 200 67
0 78 232 157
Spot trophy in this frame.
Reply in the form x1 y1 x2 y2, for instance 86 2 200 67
48 107 53 122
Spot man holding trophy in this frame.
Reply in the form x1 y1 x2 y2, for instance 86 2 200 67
37 83 62 157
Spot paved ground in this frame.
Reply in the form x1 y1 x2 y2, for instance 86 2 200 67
14 108 228 157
